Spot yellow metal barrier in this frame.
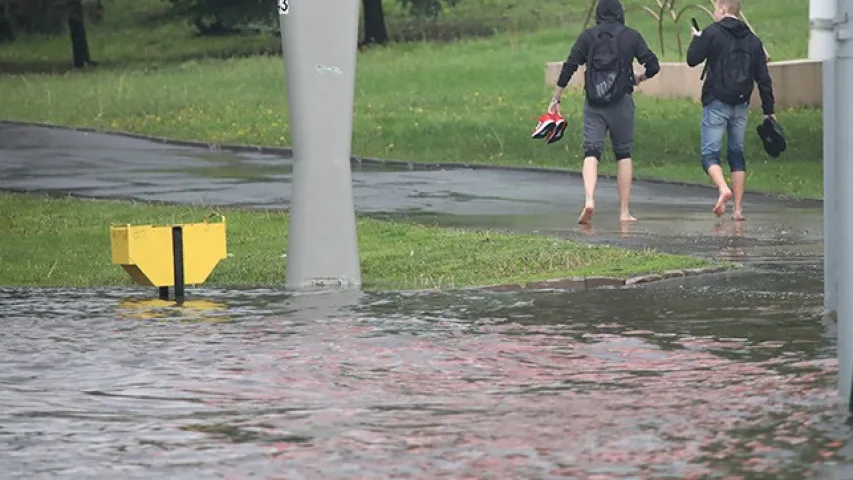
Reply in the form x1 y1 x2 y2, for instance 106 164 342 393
109 215 227 304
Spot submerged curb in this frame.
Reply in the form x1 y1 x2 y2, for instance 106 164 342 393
0 120 820 204
478 265 733 293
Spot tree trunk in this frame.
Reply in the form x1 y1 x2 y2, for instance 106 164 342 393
0 15 14 43
67 0 92 68
361 0 388 46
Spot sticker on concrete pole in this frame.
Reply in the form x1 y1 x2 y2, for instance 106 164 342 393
315 65 342 75
278 0 289 15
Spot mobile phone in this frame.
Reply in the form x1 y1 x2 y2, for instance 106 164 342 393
691 17 700 31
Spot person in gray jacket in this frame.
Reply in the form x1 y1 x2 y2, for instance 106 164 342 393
548 0 660 225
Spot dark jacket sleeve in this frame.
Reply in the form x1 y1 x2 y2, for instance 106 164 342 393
686 28 713 67
556 31 590 88
634 33 660 78
753 39 775 115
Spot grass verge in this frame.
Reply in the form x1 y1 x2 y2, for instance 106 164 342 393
0 191 713 290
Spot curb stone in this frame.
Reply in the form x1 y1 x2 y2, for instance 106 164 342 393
479 265 735 293
0 120 821 204
624 274 663 286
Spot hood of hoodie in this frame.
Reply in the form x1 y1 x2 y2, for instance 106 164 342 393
595 0 624 25
717 15 751 38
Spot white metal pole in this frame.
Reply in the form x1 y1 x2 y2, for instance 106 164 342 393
834 0 853 408
825 56 838 315
278 0 362 289
811 0 839 59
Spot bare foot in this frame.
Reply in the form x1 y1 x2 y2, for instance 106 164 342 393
578 203 595 225
732 211 745 221
713 189 732 217
619 214 637 222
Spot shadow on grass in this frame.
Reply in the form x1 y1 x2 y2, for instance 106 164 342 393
385 14 583 43
0 9 587 75
0 44 283 75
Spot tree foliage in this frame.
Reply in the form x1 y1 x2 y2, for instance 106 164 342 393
0 0 102 42
1 0 69 39
0 0 96 68
164 0 277 35
398 0 459 19
163 0 462 36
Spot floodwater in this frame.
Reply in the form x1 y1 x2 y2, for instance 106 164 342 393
2 264 852 479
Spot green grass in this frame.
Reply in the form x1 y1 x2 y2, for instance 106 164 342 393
0 0 821 199
0 192 712 290
0 0 809 72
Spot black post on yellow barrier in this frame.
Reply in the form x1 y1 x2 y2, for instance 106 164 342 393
172 226 185 305
158 226 186 305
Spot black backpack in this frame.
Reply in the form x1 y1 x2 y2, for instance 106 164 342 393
585 26 626 107
708 30 754 105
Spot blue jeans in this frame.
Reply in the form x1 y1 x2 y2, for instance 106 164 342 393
700 99 748 173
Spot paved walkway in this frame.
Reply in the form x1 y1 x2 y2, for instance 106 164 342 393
0 122 824 267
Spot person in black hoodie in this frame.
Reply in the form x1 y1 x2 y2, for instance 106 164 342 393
549 0 660 225
686 0 775 221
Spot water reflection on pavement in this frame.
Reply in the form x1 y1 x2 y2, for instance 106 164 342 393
2 263 851 479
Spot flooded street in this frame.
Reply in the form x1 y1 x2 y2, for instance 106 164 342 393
1 123 845 478
2 264 850 479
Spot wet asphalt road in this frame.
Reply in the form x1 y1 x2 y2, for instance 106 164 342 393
0 122 824 267
0 123 823 264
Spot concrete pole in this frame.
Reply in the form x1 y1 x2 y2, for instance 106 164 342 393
835 0 853 408
811 0 839 59
288 290 364 323
278 0 362 289
824 56 838 315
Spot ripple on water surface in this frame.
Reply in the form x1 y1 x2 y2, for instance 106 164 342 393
0 276 850 479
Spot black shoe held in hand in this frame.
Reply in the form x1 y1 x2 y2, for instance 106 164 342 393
756 117 786 158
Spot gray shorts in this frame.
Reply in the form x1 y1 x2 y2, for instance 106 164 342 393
582 93 635 161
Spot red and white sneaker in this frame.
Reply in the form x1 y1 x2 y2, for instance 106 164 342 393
546 113 567 144
531 112 557 139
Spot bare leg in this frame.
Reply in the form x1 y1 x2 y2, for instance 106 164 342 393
578 156 598 224
731 171 745 221
617 158 636 221
725 104 749 221
706 164 732 217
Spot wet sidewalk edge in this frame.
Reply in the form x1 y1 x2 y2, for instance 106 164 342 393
0 186 743 292
476 265 737 293
0 120 823 205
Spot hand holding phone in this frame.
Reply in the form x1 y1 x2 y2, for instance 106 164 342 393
690 17 701 36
